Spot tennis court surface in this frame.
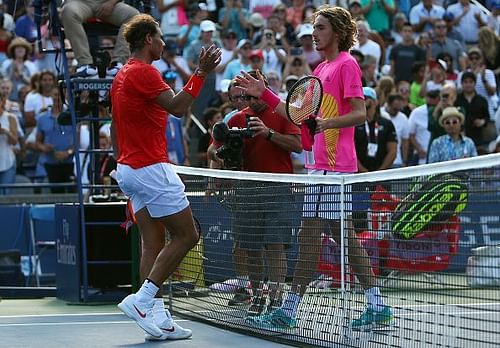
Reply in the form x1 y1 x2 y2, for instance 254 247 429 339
0 298 290 348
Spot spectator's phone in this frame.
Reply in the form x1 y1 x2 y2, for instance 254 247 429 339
291 47 303 56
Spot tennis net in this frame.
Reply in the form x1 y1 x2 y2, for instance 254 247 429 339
167 153 500 348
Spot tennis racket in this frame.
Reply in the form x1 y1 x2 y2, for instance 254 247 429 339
285 75 323 134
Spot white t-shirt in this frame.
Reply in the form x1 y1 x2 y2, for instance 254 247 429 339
354 39 381 70
382 110 410 166
216 48 236 92
409 104 430 164
447 3 488 44
24 92 54 116
262 47 286 79
0 112 16 171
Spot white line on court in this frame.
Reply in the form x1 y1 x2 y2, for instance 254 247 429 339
0 312 187 320
0 321 133 327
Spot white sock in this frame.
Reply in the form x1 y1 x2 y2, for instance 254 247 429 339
152 298 168 323
365 287 385 312
282 292 302 319
236 276 249 289
135 279 159 302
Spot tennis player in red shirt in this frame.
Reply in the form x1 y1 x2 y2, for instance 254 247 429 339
111 14 221 341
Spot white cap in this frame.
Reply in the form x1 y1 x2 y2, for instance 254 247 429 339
437 59 448 71
200 20 216 32
198 3 208 11
219 79 231 93
297 24 314 39
248 13 265 28
237 39 252 50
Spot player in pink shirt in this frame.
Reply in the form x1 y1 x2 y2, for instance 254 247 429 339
236 6 394 331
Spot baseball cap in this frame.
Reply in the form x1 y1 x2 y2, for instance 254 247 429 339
348 0 362 7
200 20 216 32
237 39 252 50
297 24 314 39
249 13 265 28
285 75 299 83
443 12 454 21
250 49 264 60
363 87 377 100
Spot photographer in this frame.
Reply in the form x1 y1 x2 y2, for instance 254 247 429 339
207 70 301 318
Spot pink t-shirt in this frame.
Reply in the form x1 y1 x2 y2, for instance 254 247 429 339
307 51 363 173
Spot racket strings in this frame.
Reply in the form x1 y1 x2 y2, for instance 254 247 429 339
287 78 322 125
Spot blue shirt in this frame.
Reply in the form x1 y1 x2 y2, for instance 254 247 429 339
218 8 249 40
15 15 37 42
223 59 251 80
427 134 477 163
37 111 74 165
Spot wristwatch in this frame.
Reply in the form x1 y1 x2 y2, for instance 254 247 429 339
266 129 275 140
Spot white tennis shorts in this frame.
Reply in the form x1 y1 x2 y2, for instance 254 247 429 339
302 169 352 220
116 162 190 218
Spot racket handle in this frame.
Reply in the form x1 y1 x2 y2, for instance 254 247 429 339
303 118 317 136
261 88 281 109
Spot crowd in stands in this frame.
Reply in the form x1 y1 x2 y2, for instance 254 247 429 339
0 0 499 195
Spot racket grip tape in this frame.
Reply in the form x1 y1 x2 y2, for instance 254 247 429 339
261 88 281 109
304 118 317 136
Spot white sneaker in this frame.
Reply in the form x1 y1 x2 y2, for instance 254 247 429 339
144 309 193 341
106 62 123 78
75 64 98 78
117 294 163 338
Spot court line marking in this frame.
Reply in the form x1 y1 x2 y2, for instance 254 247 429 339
0 312 187 320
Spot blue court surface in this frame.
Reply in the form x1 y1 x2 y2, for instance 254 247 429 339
0 298 290 348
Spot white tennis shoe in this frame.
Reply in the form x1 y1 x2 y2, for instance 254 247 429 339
145 309 192 341
117 294 163 338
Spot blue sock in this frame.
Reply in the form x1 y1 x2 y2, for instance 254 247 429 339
282 292 301 319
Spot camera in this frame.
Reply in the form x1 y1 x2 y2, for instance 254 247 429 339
212 118 254 170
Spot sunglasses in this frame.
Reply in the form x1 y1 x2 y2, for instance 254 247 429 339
435 25 446 29
441 93 449 99
444 119 459 125
399 87 409 93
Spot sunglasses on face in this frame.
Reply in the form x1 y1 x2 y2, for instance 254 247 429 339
444 119 459 125
441 93 450 99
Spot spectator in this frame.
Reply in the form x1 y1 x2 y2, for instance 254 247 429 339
487 1 500 34
427 107 477 163
153 40 191 91
223 39 253 81
442 11 466 49
375 75 396 108
183 20 221 121
355 87 397 172
258 29 287 78
455 71 490 149
35 88 75 193
176 3 208 49
446 0 488 46
90 126 118 196
477 26 500 81
348 0 365 21
157 0 188 39
408 89 440 165
266 71 286 99
283 55 311 81
457 47 498 120
354 21 381 71
261 11 292 52
0 21 12 66
436 52 458 82
0 1 15 32
218 0 250 40
249 49 264 72
60 0 139 77
409 0 445 34
297 23 322 70
428 82 457 144
15 0 37 43
350 48 365 67
287 0 306 30
396 80 414 115
391 12 408 44
361 54 378 87
409 61 426 107
23 70 56 129
431 19 465 72
416 31 432 61
247 13 265 44
382 94 410 168
360 0 397 32
390 22 426 83
198 107 223 168
423 58 449 95
0 79 22 125
1 37 37 102
0 96 19 195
